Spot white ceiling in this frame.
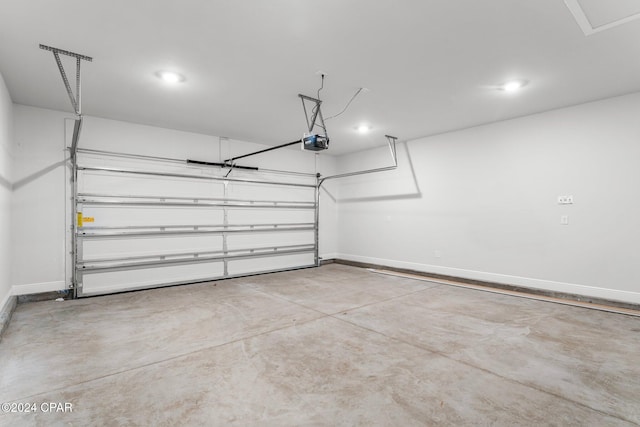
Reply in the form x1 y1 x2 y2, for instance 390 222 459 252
1 1 640 155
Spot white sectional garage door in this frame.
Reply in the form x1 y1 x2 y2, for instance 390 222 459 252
72 150 317 297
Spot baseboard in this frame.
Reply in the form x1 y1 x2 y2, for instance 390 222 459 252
0 291 17 341
319 252 338 261
11 280 66 296
335 254 640 307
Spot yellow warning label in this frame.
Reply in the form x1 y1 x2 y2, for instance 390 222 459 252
83 217 95 223
77 212 83 228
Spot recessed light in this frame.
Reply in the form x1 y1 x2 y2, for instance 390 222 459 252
156 71 185 84
501 80 528 92
357 124 371 133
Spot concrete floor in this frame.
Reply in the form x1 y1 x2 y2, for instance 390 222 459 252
0 264 638 426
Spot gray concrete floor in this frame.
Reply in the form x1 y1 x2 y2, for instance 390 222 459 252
0 264 638 426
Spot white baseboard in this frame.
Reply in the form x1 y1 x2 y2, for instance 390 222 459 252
1 288 17 339
0 288 13 315
337 253 640 305
11 280 66 296
319 252 338 261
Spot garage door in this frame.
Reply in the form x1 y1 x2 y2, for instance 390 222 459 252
72 150 317 297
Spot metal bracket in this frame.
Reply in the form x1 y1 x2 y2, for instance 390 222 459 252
41 44 92 299
313 134 398 267
298 94 328 138
318 135 398 187
40 44 92 160
39 44 92 116
70 117 83 160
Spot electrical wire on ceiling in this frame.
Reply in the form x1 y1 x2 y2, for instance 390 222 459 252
325 87 364 121
309 73 365 127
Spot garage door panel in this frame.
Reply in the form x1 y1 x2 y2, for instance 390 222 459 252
80 262 226 296
82 235 225 260
227 231 313 250
227 209 314 224
227 182 314 202
80 171 226 199
80 206 225 228
228 253 315 276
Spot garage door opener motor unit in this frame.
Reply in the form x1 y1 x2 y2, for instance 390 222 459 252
299 93 329 151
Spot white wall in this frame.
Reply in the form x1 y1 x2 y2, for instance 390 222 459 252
336 92 640 304
19 91 640 304
10 108 338 295
11 106 69 294
0 73 13 310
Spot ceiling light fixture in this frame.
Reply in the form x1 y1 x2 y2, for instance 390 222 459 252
357 124 371 133
156 71 185 84
501 80 528 92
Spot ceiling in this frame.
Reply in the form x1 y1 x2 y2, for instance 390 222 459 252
2 0 640 155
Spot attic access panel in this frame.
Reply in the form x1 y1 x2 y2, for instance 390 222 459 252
565 0 640 35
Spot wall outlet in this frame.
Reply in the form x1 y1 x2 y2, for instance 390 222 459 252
558 195 574 205
560 215 569 225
